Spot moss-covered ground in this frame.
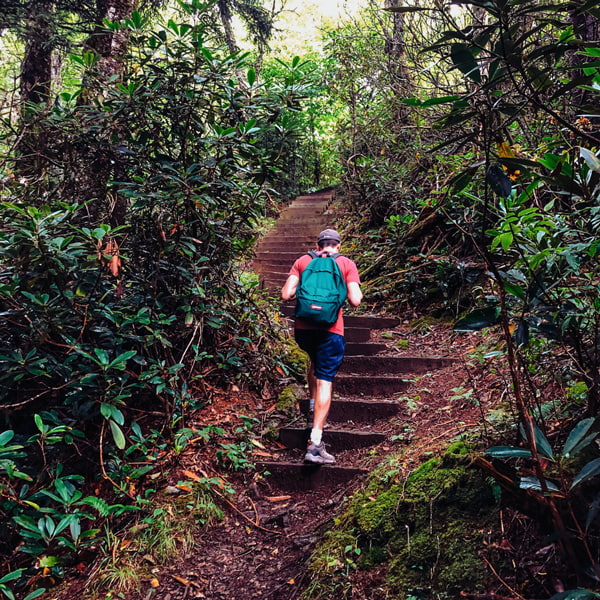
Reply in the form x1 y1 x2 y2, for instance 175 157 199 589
303 441 501 599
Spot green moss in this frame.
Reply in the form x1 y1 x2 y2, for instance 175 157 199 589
281 337 309 378
445 440 470 456
396 339 410 349
276 384 304 413
355 484 403 537
303 443 499 600
406 457 442 487
359 545 388 569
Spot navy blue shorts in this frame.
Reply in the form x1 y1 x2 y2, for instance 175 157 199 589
294 330 345 382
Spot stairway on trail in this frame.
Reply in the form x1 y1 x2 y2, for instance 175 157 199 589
253 189 454 491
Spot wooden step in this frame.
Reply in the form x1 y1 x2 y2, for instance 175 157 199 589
257 462 367 491
279 322 373 343
267 221 330 230
256 248 303 254
334 373 409 396
280 305 399 329
257 237 314 243
252 258 297 268
298 398 403 422
278 427 386 450
345 342 389 356
256 269 289 278
341 355 455 375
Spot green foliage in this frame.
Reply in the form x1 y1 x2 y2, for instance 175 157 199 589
486 417 600 493
322 6 424 227
0 3 314 593
550 590 600 600
258 52 344 197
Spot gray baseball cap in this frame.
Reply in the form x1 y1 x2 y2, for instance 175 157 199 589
317 229 341 243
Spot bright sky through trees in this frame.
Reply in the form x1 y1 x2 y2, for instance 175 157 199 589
237 0 368 55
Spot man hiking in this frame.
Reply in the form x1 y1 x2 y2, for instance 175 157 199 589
281 229 363 464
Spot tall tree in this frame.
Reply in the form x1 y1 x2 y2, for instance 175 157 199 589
16 1 56 174
82 0 139 91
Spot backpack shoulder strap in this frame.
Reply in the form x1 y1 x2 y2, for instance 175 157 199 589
308 251 318 259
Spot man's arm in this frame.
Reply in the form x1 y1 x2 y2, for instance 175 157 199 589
281 274 299 301
347 281 363 307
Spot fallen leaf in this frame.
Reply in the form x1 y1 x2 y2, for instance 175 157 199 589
252 450 274 458
266 495 292 502
171 575 193 586
182 469 203 482
150 577 160 588
287 579 295 585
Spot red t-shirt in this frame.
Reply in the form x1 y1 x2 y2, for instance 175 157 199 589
289 253 361 336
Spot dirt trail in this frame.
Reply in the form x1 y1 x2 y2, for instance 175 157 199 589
152 322 482 600
142 190 489 600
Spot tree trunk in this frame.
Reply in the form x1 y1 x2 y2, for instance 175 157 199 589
217 0 239 54
70 0 137 227
82 0 138 95
15 1 55 177
383 2 413 143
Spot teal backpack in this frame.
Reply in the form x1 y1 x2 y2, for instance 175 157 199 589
294 252 348 325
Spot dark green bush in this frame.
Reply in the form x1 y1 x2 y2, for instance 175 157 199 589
0 7 309 594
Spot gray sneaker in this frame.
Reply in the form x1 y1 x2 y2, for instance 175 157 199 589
304 441 335 465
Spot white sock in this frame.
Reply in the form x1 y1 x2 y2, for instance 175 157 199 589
310 428 323 445
309 398 315 411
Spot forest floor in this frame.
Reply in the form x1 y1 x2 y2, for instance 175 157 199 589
50 317 565 600
69 317 510 599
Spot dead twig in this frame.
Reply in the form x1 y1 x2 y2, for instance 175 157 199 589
213 490 282 535
481 554 527 600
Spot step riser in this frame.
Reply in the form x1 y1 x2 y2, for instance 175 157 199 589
256 252 306 259
253 260 296 268
262 229 326 235
256 270 289 277
257 238 315 243
259 240 319 248
341 356 456 375
280 324 371 343
299 399 402 422
280 305 399 329
278 428 386 450
267 221 330 228
345 343 389 356
335 376 409 396
256 246 314 253
257 462 366 491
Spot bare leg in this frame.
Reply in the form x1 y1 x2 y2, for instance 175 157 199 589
312 378 332 431
305 377 336 463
